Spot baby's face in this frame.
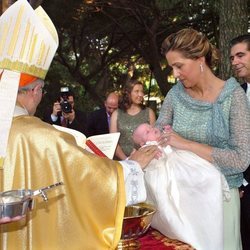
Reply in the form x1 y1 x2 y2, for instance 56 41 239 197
137 124 161 143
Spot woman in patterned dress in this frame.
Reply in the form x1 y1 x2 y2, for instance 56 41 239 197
110 79 156 160
157 28 250 250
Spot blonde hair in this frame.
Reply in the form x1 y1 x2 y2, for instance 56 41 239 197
161 28 220 69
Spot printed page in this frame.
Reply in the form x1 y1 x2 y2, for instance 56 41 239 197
53 125 119 159
86 132 120 159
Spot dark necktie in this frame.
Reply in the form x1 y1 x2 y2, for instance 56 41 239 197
61 117 67 127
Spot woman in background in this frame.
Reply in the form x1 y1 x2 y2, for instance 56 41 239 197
157 28 250 250
110 79 156 160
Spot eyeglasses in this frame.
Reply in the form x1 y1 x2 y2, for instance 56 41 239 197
40 87 47 95
31 86 47 95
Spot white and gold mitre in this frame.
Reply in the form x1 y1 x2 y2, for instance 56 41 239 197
0 0 58 79
0 0 59 168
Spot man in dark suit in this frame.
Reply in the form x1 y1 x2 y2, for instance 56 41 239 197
230 34 250 250
87 92 118 136
43 88 88 135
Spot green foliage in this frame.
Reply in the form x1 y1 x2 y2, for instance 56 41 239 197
38 0 249 115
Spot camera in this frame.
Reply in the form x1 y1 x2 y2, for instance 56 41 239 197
60 100 72 113
59 87 72 113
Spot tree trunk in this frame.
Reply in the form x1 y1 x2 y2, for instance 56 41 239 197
219 0 248 79
1 0 14 14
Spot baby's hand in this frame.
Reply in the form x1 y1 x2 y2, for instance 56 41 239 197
163 125 172 133
155 150 162 159
158 125 172 147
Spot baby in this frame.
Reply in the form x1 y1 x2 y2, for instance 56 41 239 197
133 123 170 153
132 123 228 250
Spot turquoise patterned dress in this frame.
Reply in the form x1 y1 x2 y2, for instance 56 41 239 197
156 77 250 188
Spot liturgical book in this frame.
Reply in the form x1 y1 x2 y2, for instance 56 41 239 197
53 125 120 159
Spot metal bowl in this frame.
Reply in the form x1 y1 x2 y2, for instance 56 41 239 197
0 190 34 219
0 182 63 220
117 203 156 249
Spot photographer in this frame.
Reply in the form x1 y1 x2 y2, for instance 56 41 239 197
43 87 88 135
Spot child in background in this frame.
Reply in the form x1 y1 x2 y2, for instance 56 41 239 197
133 123 229 250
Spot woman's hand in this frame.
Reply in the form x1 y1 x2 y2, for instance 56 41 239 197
158 125 190 150
158 125 213 162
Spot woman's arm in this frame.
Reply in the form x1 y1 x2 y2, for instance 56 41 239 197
155 94 173 130
212 88 250 171
148 108 156 125
160 88 250 170
114 144 128 160
110 110 128 160
156 90 213 161
109 109 118 134
161 127 213 162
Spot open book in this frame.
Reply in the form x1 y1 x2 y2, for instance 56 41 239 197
53 125 120 159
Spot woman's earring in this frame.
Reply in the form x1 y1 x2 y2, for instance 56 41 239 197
200 64 204 73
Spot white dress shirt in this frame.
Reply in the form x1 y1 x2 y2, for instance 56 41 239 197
246 83 250 102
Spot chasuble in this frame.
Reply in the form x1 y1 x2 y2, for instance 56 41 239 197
0 115 125 250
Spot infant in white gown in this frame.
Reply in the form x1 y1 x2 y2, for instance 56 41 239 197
133 123 229 250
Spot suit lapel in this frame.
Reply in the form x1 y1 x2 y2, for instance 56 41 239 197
241 82 247 92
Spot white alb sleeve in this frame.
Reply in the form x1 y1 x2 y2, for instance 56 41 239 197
119 160 147 206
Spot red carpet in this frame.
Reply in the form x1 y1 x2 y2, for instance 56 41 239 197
139 227 195 250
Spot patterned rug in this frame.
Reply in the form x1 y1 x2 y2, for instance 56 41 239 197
139 227 195 250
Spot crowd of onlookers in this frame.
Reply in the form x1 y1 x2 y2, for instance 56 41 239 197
42 89 119 137
42 81 156 161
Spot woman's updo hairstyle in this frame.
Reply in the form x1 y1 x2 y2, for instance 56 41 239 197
161 28 220 69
